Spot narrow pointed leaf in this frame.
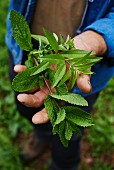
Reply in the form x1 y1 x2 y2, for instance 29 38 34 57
31 34 49 44
41 54 65 64
52 64 66 88
31 61 52 75
68 69 77 90
43 29 59 52
58 69 71 87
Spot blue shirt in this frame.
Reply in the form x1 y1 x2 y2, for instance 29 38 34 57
5 0 114 96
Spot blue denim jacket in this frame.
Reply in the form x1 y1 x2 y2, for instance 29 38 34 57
5 0 114 96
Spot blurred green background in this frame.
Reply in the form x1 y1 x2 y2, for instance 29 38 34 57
0 1 114 170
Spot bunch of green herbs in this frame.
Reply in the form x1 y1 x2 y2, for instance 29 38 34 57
10 10 102 147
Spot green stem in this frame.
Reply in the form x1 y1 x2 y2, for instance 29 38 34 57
33 56 61 109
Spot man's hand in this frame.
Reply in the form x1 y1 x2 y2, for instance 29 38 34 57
14 30 107 125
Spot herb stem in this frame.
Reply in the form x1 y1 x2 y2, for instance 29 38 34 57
33 56 61 109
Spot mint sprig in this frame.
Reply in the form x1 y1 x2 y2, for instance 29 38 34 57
10 10 102 147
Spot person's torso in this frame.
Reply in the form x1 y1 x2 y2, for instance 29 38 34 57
31 0 86 39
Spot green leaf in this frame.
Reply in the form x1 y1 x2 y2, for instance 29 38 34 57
59 121 68 147
60 34 64 44
58 69 71 87
52 64 66 88
31 61 52 76
10 10 32 51
53 33 58 42
41 54 65 63
31 34 49 44
65 106 94 127
43 29 59 53
44 96 59 125
69 122 82 136
46 68 55 83
61 49 90 59
55 108 66 125
58 44 67 51
12 66 39 92
56 83 68 95
52 124 59 135
82 70 94 75
68 68 77 90
65 122 73 140
50 93 88 106
25 55 35 68
39 78 44 88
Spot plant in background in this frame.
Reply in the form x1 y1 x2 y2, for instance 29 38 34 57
10 10 102 147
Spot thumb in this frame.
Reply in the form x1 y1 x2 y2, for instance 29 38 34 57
14 64 27 73
77 74 92 93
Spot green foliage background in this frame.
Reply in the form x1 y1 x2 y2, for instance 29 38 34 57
0 1 114 169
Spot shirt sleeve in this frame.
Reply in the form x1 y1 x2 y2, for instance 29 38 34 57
84 7 114 58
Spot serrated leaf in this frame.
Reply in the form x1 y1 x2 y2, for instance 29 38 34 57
31 34 49 44
59 121 68 147
65 106 94 127
43 29 59 53
65 122 73 140
44 96 59 125
31 61 52 75
50 93 88 106
52 124 59 135
52 64 66 88
55 108 66 125
58 69 71 87
69 122 82 136
10 10 32 51
12 66 39 92
56 83 68 95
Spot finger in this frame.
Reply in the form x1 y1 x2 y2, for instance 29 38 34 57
77 74 92 93
32 108 49 124
17 85 50 108
14 65 27 73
